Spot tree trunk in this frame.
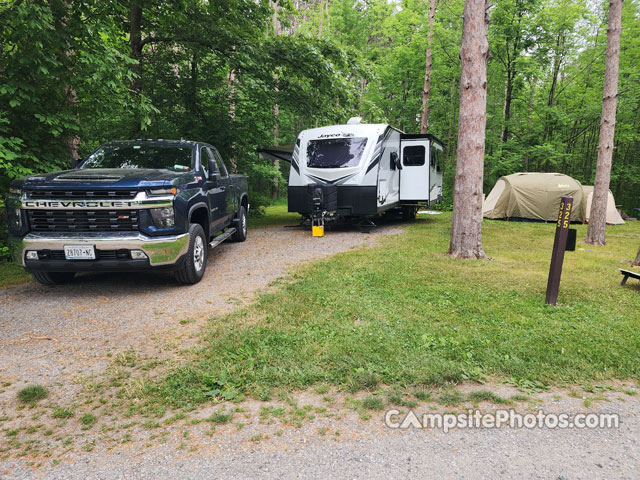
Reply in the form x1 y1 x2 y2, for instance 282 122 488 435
129 1 143 136
585 0 623 246
542 33 565 146
448 0 490 259
226 66 238 173
65 85 80 159
420 0 436 134
271 0 281 199
632 245 640 266
501 70 514 142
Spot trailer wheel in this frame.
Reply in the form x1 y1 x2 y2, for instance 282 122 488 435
31 271 75 285
232 206 247 242
175 223 207 284
402 206 418 221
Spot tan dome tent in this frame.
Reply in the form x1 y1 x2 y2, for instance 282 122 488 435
581 186 625 225
483 173 586 222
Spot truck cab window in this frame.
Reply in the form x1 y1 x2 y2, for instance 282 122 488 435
210 148 228 177
200 147 210 177
202 147 219 177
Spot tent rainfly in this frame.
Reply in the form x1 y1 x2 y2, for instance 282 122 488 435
483 173 625 224
581 186 625 225
482 173 586 222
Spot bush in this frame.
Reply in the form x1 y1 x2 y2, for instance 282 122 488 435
361 396 385 411
52 406 74 419
17 385 48 404
205 410 233 425
0 206 9 261
80 413 98 428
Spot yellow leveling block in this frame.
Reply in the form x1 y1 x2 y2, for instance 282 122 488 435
312 216 325 237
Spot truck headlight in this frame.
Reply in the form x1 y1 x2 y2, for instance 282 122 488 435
9 187 22 195
150 206 175 228
7 208 22 231
147 187 177 196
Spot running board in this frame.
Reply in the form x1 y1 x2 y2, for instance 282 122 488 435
209 228 236 248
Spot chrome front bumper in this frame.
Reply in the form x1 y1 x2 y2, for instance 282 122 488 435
10 231 190 268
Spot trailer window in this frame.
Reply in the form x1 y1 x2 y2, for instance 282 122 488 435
430 146 442 172
403 145 425 166
307 137 368 168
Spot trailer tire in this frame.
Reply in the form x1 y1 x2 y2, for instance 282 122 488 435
232 206 247 242
175 223 207 285
31 271 75 285
402 206 418 221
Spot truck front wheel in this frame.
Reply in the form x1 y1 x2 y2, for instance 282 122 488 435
175 223 207 285
31 271 76 285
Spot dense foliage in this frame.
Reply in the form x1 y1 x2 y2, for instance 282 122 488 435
2 0 640 252
299 0 640 212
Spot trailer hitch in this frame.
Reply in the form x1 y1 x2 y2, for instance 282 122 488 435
311 193 325 237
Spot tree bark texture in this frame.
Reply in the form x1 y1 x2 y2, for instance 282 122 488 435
420 0 436 134
448 0 490 259
586 0 623 246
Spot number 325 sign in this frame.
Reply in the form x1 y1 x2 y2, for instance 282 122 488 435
557 201 572 229
546 196 574 305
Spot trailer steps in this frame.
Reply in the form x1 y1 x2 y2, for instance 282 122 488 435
209 228 236 248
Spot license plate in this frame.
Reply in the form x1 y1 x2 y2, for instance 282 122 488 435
64 245 96 260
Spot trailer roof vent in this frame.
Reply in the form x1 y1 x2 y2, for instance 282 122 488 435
347 117 362 125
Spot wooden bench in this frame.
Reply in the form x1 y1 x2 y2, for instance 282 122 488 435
620 269 640 290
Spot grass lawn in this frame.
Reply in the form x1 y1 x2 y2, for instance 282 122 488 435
248 201 298 229
0 261 32 288
147 213 640 407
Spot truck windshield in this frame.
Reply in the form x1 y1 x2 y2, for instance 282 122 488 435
81 144 194 172
307 137 368 168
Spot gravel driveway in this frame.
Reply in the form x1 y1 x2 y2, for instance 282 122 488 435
1 221 638 479
0 224 401 393
1 388 638 479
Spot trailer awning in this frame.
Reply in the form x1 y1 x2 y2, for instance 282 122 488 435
257 145 294 163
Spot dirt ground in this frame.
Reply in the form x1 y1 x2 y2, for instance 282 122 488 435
1 222 638 479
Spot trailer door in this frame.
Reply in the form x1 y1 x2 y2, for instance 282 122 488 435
399 139 430 201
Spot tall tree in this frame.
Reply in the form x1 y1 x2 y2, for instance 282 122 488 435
271 0 282 198
420 0 436 134
128 1 143 135
448 0 490 259
585 0 623 245
491 0 535 143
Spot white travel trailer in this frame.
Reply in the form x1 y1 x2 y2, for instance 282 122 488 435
260 118 444 224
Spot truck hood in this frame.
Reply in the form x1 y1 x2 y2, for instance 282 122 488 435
18 168 196 190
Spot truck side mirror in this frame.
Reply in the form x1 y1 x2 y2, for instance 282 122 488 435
70 158 79 169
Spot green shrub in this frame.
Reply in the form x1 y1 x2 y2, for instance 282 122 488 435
17 385 48 404
361 396 385 411
52 406 74 419
205 410 233 425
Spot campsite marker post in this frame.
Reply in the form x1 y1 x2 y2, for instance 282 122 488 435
545 196 573 306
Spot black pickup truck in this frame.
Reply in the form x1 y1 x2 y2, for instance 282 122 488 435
4 139 248 285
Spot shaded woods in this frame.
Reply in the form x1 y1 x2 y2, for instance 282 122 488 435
2 0 640 236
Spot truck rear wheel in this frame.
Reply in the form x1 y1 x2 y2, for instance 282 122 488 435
232 206 247 242
31 271 76 285
175 223 207 285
